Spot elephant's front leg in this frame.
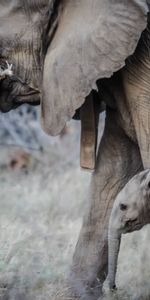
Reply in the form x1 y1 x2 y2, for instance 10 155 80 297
71 108 142 300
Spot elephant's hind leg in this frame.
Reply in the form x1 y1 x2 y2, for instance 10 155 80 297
70 108 143 300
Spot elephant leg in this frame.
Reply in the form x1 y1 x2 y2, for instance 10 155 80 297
71 108 143 300
122 17 150 168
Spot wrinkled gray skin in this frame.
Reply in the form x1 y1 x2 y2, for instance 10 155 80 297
1 1 150 299
105 169 150 291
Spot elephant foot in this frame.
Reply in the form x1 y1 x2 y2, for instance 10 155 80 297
70 230 108 299
102 278 117 295
69 273 102 300
70 228 109 299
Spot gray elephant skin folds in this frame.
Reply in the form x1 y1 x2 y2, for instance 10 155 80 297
0 1 150 300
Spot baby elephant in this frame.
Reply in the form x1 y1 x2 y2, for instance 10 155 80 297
105 169 150 291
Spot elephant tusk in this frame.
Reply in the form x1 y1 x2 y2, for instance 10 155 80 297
0 61 13 80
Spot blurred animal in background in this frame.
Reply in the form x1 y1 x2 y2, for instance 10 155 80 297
9 151 31 171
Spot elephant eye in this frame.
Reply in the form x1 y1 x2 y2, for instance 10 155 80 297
148 181 150 189
120 203 127 211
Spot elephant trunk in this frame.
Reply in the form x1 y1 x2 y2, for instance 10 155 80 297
107 229 121 289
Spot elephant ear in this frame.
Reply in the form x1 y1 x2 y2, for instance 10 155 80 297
42 0 148 136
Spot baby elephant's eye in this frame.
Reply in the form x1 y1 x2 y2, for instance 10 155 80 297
120 203 127 211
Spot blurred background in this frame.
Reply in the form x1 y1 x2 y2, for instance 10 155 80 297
0 105 91 300
0 107 150 300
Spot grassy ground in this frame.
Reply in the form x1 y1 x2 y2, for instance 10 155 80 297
0 120 150 300
0 121 90 300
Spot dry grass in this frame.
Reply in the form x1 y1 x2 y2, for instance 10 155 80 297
0 120 150 300
0 121 90 300
0 163 89 300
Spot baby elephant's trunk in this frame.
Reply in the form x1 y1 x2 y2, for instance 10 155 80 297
107 230 121 289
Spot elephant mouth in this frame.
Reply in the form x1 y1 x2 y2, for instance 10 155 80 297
0 91 41 113
0 72 41 112
15 91 41 105
124 219 142 233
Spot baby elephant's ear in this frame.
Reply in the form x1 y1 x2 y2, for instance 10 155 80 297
41 0 148 136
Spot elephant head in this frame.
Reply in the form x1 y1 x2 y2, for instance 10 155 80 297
105 169 150 292
0 0 148 134
0 0 61 112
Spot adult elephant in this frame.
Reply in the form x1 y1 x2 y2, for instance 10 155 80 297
0 0 150 299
